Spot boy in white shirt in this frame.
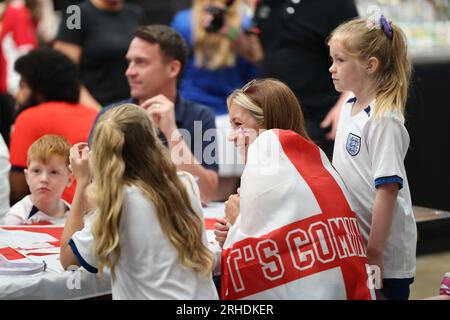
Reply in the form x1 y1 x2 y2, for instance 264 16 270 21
4 135 72 225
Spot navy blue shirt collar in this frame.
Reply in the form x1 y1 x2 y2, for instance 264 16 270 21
28 204 70 219
347 96 371 117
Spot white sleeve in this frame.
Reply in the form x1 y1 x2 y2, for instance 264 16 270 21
367 115 409 189
3 200 27 225
69 212 98 273
3 212 24 225
0 136 10 221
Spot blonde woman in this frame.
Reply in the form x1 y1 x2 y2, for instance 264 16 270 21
215 79 374 300
60 104 218 300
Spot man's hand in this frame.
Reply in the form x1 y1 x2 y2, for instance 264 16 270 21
141 94 177 138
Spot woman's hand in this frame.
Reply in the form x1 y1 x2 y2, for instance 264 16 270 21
214 217 229 248
225 193 240 225
69 142 91 187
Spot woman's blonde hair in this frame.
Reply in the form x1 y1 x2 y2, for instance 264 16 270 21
328 18 412 121
192 0 241 70
227 78 311 140
90 104 214 280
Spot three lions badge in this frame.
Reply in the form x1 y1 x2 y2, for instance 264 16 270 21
346 133 361 156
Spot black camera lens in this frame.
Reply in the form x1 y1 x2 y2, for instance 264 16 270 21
204 5 226 33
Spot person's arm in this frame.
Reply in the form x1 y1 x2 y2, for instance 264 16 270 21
53 41 101 110
9 112 32 205
229 31 263 64
0 137 10 220
36 0 58 43
9 171 28 205
142 95 219 202
320 92 350 140
366 183 398 280
60 143 92 269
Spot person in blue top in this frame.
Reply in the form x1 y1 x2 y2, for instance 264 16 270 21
89 25 219 202
171 0 258 178
171 0 257 116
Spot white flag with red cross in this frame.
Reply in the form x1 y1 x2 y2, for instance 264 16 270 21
221 129 375 300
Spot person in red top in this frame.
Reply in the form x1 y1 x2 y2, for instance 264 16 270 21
0 0 38 95
0 0 38 145
9 48 98 204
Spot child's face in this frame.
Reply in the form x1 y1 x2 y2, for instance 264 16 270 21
25 155 73 204
329 39 368 94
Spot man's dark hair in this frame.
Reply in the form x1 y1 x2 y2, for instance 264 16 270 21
14 48 80 104
134 25 189 81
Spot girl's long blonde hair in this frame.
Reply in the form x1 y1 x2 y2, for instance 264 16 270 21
90 104 214 280
328 18 412 121
192 0 241 70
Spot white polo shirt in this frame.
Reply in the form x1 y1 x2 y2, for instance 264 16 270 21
333 97 417 279
4 195 70 225
69 173 218 300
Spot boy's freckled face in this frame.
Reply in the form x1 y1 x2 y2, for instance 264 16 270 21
25 155 73 203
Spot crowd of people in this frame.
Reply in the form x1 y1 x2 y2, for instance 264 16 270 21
0 0 448 300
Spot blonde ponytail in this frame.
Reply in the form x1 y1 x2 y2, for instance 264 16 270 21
373 23 411 121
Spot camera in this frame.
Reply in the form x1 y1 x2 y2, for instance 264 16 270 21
204 0 235 33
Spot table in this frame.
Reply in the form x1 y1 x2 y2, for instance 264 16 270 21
413 206 450 255
0 225 111 300
0 202 225 300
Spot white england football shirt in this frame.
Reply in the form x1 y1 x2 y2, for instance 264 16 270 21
4 195 70 225
70 173 218 300
333 97 417 279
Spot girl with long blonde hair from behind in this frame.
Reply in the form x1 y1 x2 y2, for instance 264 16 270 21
60 104 218 300
328 17 417 300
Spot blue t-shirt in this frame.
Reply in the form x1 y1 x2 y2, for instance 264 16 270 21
89 96 219 172
171 9 257 115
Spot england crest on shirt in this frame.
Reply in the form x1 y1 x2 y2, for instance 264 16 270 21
346 133 361 156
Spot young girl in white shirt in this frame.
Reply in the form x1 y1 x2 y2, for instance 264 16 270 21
328 16 417 300
60 104 218 299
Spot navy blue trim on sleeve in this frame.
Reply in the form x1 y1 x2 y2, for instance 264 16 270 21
347 97 357 104
68 239 98 274
374 175 403 190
